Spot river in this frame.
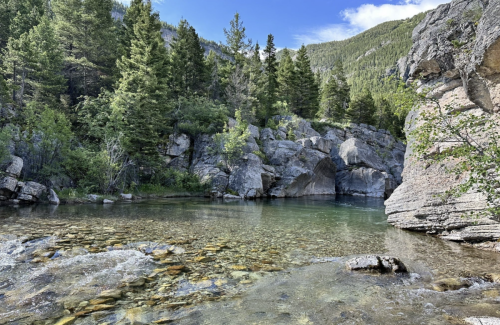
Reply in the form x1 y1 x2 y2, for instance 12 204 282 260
1 196 499 324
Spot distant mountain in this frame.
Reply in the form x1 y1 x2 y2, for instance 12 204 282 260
279 13 426 100
112 1 229 59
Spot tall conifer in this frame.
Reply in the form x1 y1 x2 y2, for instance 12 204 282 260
112 0 170 160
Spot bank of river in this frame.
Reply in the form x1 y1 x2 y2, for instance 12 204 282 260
1 196 500 324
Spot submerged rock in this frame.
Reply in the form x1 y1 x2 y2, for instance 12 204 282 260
465 317 500 325
346 255 407 274
432 278 473 292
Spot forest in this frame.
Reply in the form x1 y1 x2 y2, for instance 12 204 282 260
0 0 409 196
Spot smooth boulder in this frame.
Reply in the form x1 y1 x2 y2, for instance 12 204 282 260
346 255 407 274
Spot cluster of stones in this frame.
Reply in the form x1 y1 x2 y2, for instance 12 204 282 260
0 155 59 205
3 217 353 324
165 118 405 200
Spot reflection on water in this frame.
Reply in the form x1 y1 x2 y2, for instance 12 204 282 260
0 196 499 324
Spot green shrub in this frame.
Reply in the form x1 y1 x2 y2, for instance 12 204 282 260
173 97 228 138
149 168 208 193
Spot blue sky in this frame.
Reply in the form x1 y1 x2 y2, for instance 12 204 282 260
119 0 450 49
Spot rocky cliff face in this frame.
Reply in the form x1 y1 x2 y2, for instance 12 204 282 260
165 118 405 200
385 0 500 245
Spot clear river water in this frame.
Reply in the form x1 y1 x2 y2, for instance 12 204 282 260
1 196 500 324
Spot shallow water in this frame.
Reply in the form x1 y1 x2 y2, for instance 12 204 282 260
1 196 499 324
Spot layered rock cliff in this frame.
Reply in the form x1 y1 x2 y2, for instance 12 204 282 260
165 119 405 199
385 0 500 245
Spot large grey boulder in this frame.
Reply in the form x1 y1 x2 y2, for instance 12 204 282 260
3 155 23 178
339 138 387 172
0 177 18 195
164 133 191 172
166 133 190 157
346 255 407 274
336 168 388 198
267 148 336 198
190 135 228 192
228 153 265 199
18 182 47 202
48 189 60 205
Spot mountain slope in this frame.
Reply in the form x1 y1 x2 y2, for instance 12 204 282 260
281 13 426 99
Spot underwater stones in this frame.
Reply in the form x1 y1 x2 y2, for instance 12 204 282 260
431 278 473 292
194 256 215 263
346 255 407 274
465 317 500 325
54 316 76 325
485 273 500 283
98 289 123 299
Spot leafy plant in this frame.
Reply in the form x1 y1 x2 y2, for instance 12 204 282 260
404 82 500 217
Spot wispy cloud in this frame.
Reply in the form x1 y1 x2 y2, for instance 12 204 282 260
294 0 450 45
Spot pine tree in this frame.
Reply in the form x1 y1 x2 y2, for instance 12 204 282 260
277 48 297 108
346 88 377 125
206 50 221 101
111 0 170 160
225 65 254 122
170 20 207 99
262 34 278 123
3 17 65 109
223 12 251 66
247 42 265 121
319 60 350 121
294 45 319 118
26 17 66 106
53 0 117 104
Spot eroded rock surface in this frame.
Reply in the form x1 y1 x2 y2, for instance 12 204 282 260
386 0 500 243
188 118 404 199
346 255 407 273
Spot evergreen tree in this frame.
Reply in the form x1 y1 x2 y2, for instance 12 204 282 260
225 65 254 122
262 34 278 123
346 88 377 125
25 17 66 106
223 12 251 66
170 20 207 99
247 42 265 121
277 48 297 107
319 60 350 121
294 45 319 118
206 50 221 101
53 0 117 104
111 0 170 160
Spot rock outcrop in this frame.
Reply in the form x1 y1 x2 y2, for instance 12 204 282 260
385 0 500 242
0 155 57 204
184 118 405 199
346 255 408 274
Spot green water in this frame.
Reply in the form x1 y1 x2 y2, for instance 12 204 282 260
1 196 500 324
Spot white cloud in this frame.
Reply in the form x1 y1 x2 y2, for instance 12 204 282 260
294 0 450 45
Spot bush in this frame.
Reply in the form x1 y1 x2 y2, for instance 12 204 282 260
20 103 73 183
149 168 208 193
173 97 228 138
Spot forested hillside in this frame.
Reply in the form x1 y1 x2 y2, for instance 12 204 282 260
279 13 426 99
0 0 420 198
